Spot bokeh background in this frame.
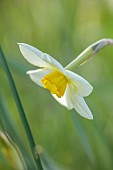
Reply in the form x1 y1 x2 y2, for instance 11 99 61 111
0 0 113 169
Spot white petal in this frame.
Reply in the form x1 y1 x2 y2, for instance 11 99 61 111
52 85 73 109
18 43 65 73
53 84 93 119
66 70 93 97
71 93 93 119
27 69 52 87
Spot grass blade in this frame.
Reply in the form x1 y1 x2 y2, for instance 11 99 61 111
0 47 44 170
71 111 95 168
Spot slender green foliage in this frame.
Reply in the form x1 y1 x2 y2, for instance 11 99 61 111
0 47 44 170
0 91 36 169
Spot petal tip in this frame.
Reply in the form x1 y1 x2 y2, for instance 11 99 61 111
17 42 26 47
17 42 22 45
25 70 33 75
17 43 26 50
87 113 93 120
26 70 33 74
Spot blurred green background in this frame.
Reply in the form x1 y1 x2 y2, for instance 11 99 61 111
1 0 113 169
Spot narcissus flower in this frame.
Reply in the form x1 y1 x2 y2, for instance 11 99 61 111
18 43 93 119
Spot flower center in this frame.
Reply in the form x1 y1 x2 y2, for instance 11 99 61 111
41 71 69 98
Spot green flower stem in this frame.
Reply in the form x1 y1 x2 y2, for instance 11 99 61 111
65 38 113 70
0 47 43 170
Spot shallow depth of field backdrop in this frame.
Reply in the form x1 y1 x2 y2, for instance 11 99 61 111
0 0 113 170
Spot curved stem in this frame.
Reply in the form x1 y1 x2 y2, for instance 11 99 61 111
0 47 44 170
65 38 113 70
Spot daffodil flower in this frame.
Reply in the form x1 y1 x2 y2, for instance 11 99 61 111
18 43 93 119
